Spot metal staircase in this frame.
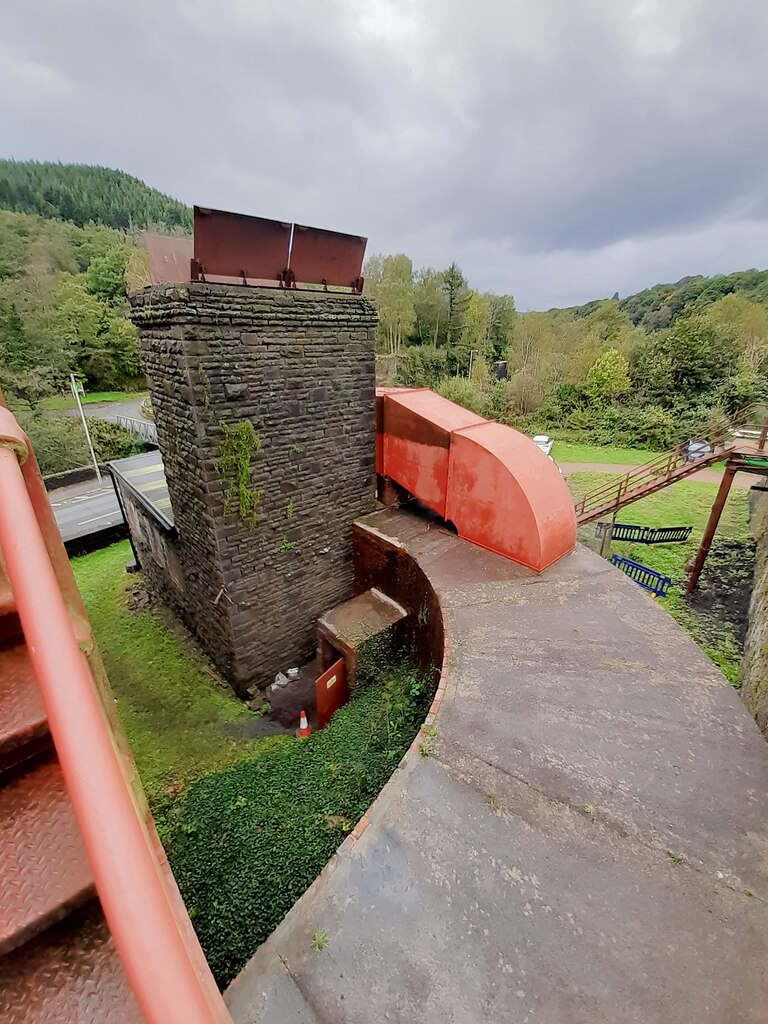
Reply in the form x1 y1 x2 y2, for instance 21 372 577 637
574 405 768 524
0 403 231 1024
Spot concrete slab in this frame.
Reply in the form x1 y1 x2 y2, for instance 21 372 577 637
226 506 768 1024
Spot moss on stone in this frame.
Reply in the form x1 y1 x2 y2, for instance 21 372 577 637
216 419 262 527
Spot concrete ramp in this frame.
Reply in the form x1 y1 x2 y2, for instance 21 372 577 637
226 507 768 1024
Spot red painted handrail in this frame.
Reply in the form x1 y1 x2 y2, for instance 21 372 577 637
0 408 230 1024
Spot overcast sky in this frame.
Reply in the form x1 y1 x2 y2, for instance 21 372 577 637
2 0 767 309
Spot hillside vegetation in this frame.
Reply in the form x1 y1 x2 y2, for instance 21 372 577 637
368 252 768 450
567 269 768 333
0 160 191 232
2 158 768 468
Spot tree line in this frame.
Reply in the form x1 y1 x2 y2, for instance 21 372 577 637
365 253 768 449
0 160 192 233
0 208 152 472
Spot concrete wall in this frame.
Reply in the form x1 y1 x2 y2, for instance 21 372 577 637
353 521 443 686
741 484 768 735
129 283 377 694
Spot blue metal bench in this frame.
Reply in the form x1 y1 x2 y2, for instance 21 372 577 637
645 525 692 544
609 555 672 597
596 522 692 545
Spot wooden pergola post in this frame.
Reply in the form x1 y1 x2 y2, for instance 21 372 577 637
685 463 737 594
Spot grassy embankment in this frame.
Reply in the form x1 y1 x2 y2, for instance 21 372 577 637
71 540 433 988
552 441 657 465
71 541 270 806
42 390 149 410
567 470 751 686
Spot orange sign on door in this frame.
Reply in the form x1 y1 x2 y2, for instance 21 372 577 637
315 658 347 730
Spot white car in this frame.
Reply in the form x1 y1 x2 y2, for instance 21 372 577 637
685 439 712 462
532 434 554 456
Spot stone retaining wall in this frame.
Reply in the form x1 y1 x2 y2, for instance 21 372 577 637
741 483 768 735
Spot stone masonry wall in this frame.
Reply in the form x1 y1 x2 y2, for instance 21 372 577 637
741 483 768 736
129 283 377 694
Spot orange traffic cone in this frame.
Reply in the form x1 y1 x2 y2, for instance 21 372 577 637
298 710 311 738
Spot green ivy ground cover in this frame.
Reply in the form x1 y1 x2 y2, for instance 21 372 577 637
163 664 432 987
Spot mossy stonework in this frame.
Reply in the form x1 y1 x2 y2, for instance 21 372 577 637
216 420 262 526
741 483 768 735
129 283 377 694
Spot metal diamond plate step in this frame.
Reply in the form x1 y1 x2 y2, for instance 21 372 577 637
0 899 142 1024
0 752 94 956
0 569 21 643
0 641 49 771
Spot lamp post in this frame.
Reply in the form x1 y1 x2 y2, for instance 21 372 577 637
70 374 102 485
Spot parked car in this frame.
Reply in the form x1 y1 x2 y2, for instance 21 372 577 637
531 434 554 456
685 439 712 462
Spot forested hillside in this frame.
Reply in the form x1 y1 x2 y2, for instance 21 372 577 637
566 268 768 333
0 206 150 471
367 252 768 450
0 160 191 232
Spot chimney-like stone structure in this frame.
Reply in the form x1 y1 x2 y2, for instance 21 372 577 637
129 282 377 694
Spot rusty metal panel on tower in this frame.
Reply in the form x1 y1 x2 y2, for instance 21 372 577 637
288 225 367 291
142 234 193 285
192 206 291 285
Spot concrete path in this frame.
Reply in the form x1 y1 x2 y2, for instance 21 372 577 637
561 461 755 487
226 507 768 1024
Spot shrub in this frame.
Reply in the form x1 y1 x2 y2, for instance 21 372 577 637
16 410 90 474
436 375 492 417
14 411 146 475
396 344 447 387
88 418 146 461
163 662 434 988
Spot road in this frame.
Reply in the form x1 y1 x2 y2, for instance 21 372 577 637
48 476 123 544
62 397 151 424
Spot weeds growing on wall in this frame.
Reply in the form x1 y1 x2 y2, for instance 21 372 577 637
216 419 262 526
161 660 433 989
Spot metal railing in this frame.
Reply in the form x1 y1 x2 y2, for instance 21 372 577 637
0 404 230 1024
114 414 158 445
610 554 672 597
575 403 768 523
595 522 692 545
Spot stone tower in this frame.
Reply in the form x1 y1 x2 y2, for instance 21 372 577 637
129 282 377 695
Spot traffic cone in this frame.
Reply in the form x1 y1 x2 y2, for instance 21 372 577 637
298 710 311 738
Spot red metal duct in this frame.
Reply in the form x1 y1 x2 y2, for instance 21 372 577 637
377 388 484 517
376 388 576 572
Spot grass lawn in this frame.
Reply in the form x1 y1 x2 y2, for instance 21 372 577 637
71 540 273 807
552 441 661 465
568 471 751 686
43 390 148 410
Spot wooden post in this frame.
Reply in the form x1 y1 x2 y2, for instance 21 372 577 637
685 463 737 594
599 520 614 559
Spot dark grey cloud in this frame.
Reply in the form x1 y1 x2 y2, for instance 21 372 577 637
1 0 767 308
